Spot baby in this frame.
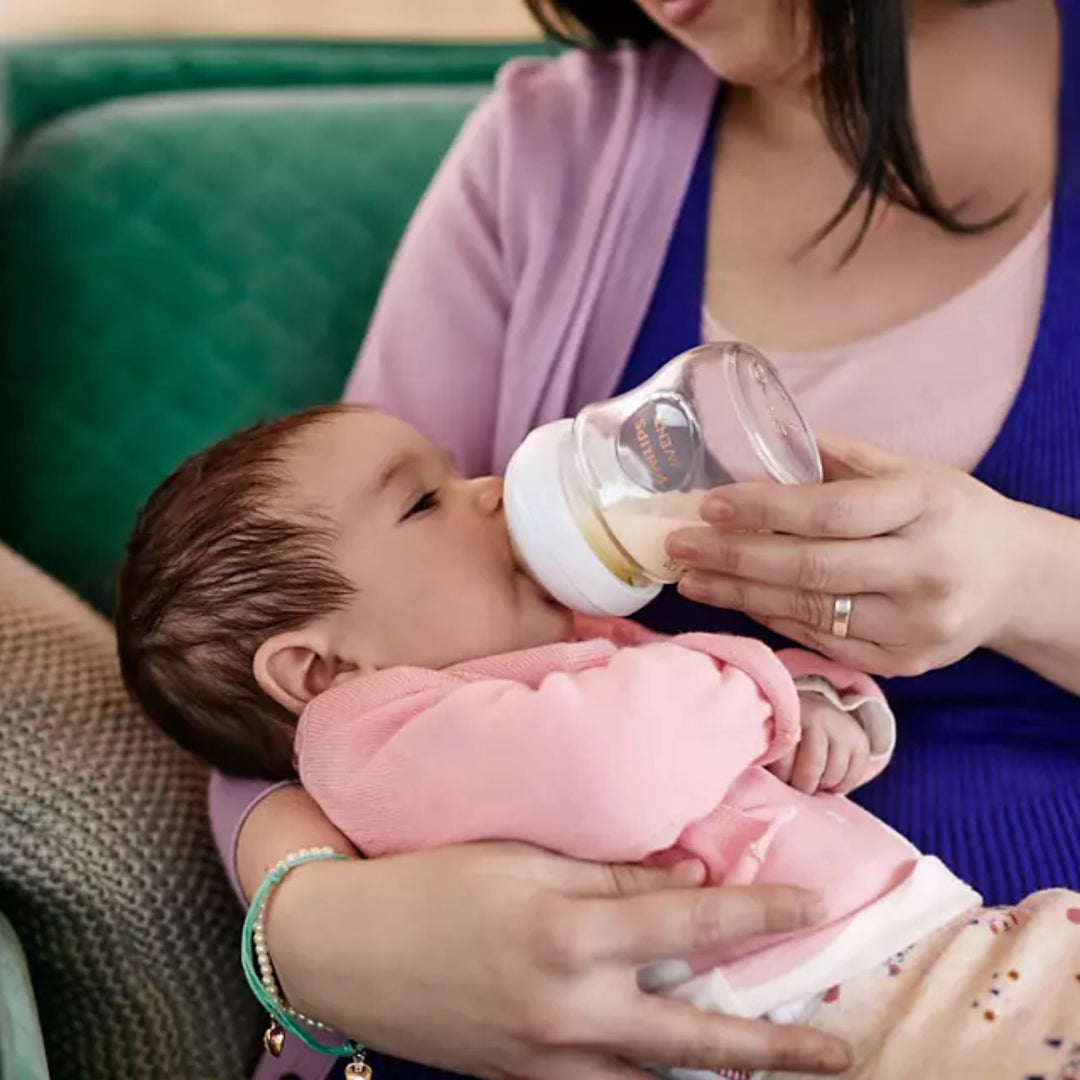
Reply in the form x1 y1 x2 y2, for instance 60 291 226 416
117 404 1080 1080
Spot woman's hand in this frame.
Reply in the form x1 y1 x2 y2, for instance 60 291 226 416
261 840 850 1079
668 433 1035 679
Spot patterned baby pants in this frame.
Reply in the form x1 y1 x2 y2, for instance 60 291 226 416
770 889 1080 1080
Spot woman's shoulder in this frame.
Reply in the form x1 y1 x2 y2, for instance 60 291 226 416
472 40 699 170
449 40 714 286
493 43 661 120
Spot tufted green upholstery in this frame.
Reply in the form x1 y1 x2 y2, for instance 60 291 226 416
1 39 552 140
0 80 485 613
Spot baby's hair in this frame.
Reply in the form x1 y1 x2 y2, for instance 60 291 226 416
116 404 360 779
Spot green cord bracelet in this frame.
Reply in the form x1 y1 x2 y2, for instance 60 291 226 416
241 847 369 1072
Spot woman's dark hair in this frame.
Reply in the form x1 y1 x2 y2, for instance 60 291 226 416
525 0 1010 259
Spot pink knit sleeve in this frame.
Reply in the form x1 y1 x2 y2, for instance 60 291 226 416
665 633 803 765
343 90 509 479
299 642 799 865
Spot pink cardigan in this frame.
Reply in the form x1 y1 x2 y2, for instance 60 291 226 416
294 618 976 1016
342 40 719 477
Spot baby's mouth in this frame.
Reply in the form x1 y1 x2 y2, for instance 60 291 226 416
503 513 564 608
510 542 560 606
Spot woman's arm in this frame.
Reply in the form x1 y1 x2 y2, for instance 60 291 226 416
343 90 509 478
233 783 355 903
246 822 850 1076
224 784 852 1077
990 500 1080 692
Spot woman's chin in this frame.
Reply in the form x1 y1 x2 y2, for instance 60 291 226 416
653 1 813 89
658 0 713 28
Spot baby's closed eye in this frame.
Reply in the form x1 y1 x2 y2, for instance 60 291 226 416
402 490 440 520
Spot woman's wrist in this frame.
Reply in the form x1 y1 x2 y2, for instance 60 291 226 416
988 498 1080 690
236 783 356 904
245 848 365 1063
992 499 1064 649
261 854 366 1026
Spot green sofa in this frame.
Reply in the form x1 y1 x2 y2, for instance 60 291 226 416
0 38 547 1079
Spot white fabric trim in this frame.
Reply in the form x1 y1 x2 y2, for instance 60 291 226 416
669 855 981 1019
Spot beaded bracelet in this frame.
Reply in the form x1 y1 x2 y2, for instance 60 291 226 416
241 846 372 1078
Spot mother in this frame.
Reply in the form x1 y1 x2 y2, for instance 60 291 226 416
211 1 1080 1078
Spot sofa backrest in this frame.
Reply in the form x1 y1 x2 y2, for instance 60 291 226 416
0 44 522 611
1 39 550 139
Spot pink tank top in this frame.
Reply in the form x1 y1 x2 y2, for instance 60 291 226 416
704 204 1053 472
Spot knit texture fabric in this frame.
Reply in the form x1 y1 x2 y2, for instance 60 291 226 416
0 543 261 1079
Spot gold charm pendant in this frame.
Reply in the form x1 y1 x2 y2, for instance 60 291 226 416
345 1056 373 1080
263 1021 285 1057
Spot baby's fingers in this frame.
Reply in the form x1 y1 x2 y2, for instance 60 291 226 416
789 725 828 794
767 749 797 785
818 743 853 793
833 740 871 795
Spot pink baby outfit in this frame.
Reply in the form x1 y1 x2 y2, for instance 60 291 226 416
296 618 979 1020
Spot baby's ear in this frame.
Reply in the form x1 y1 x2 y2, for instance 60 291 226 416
253 630 356 715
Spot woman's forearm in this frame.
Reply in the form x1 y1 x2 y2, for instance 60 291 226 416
247 839 850 1076
992 501 1080 694
235 782 356 903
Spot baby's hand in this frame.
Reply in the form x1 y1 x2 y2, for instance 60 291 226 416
767 692 871 795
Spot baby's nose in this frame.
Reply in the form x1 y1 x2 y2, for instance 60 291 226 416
472 476 504 516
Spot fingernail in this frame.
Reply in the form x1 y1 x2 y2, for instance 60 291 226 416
637 958 694 993
802 896 828 925
701 495 734 521
824 1041 854 1071
667 537 698 560
679 573 708 600
669 859 707 886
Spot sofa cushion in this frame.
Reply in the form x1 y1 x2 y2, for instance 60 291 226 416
0 541 262 1079
0 84 481 611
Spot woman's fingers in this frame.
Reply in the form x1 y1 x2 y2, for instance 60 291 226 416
549 851 707 898
697 473 926 539
542 1053 665 1080
606 998 851 1075
604 859 708 894
758 616 875 663
577 884 826 967
669 531 909 596
677 574 902 643
816 431 914 479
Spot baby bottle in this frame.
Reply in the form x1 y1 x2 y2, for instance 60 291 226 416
504 342 822 616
